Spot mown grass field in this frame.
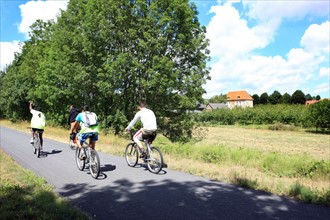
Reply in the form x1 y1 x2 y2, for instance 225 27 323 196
1 120 329 206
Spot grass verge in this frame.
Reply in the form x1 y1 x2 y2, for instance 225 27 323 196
0 148 90 219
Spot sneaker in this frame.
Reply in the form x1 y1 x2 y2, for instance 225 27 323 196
30 138 34 144
79 153 86 160
139 150 147 158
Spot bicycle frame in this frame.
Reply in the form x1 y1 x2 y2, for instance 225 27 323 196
125 130 164 173
75 141 100 179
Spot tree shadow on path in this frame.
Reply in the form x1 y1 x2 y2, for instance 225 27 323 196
59 178 330 220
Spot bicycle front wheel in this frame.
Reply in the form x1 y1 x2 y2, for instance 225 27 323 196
32 143 37 154
75 147 86 171
89 149 100 179
125 143 138 167
147 146 163 174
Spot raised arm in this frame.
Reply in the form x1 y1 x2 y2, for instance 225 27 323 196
29 101 33 111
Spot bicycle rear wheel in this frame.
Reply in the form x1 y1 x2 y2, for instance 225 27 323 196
125 143 138 167
75 147 86 171
147 146 163 174
34 134 41 158
89 149 100 179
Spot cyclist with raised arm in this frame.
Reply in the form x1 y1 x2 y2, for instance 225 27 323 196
29 101 46 149
70 105 99 159
68 105 80 147
125 101 157 158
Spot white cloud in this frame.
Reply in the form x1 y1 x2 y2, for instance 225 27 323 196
1 1 68 70
319 67 329 77
243 0 329 22
203 2 329 98
0 41 21 70
301 21 330 55
19 0 68 38
313 83 329 95
206 3 271 58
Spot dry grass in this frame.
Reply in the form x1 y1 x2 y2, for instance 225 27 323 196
199 126 329 160
2 120 329 205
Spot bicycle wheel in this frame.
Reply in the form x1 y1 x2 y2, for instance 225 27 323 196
147 146 163 174
34 134 41 158
75 147 86 171
32 142 37 154
89 149 100 179
125 143 138 167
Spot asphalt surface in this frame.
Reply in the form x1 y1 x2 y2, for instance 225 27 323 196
1 126 329 220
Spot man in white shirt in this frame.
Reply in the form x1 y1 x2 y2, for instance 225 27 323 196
125 102 157 157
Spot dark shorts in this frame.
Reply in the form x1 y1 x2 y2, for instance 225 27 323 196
78 132 98 144
32 128 44 133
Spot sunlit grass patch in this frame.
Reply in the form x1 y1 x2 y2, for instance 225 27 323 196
0 149 89 219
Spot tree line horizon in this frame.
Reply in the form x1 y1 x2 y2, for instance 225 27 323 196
206 90 322 105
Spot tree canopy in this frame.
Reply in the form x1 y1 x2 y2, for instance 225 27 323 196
0 0 210 142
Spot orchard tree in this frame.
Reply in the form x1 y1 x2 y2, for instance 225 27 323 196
309 99 330 131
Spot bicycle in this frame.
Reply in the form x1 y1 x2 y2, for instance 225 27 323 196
28 127 42 158
75 140 101 179
125 130 164 174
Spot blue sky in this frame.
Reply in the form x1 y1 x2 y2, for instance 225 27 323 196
1 0 329 99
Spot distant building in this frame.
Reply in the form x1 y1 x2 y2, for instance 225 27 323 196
205 103 228 110
205 103 227 110
305 100 320 105
227 90 253 109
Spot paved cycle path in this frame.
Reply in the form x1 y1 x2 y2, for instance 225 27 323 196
1 126 329 220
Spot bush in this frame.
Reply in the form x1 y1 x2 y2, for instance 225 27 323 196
309 100 330 131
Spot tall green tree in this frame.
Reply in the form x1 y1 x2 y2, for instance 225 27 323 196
259 92 269 104
1 0 210 141
252 94 260 105
269 90 282 104
280 92 291 104
291 90 306 104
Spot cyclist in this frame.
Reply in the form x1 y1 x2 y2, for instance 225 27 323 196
125 101 157 157
70 105 99 159
68 105 80 146
29 101 46 149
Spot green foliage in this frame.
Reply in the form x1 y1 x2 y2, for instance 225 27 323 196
0 0 210 142
208 94 227 103
196 104 313 128
309 99 330 131
289 183 330 206
280 92 291 104
291 90 306 104
259 92 269 104
0 150 89 219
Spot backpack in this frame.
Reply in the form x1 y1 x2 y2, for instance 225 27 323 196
83 112 98 127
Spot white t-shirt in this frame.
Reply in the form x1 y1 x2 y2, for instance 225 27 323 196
126 108 157 130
